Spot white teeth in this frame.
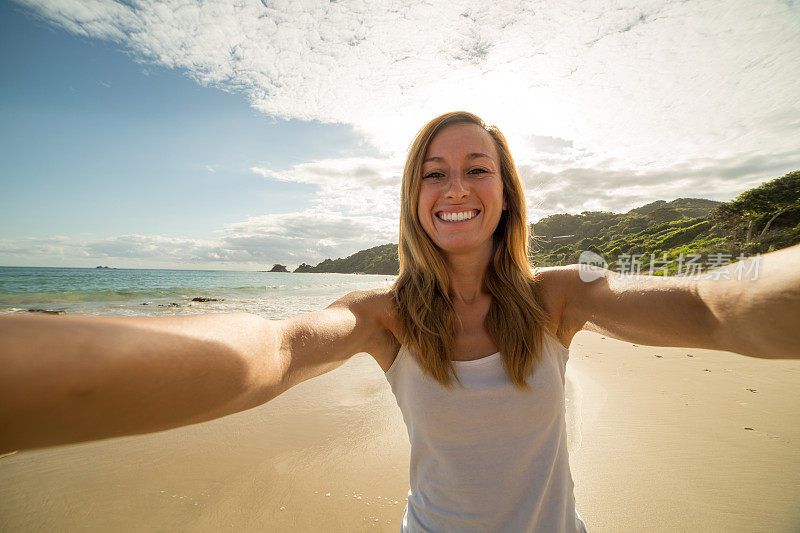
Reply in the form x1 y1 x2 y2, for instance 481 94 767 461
440 210 477 222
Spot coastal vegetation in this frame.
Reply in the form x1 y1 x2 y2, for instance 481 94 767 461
529 170 798 275
290 171 799 275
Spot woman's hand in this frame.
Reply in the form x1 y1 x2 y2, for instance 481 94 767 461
0 288 395 453
552 243 800 358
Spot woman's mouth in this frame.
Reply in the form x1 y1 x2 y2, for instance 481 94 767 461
436 209 480 222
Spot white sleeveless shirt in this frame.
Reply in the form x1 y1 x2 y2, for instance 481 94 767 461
384 331 587 532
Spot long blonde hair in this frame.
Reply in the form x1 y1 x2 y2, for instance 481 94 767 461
392 111 549 390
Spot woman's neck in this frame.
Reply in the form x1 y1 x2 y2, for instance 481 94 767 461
445 245 493 304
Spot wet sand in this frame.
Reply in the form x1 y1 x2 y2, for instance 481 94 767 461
1 332 799 531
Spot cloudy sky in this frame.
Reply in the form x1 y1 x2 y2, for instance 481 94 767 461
1 0 798 270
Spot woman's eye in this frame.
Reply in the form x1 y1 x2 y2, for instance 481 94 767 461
468 168 488 175
423 171 444 179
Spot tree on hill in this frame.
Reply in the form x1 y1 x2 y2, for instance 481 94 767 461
268 264 288 272
710 171 800 243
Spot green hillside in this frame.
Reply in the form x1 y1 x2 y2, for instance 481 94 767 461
626 197 721 219
291 171 799 275
531 171 799 274
293 243 399 275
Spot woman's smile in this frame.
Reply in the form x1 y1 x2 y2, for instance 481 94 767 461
435 209 481 222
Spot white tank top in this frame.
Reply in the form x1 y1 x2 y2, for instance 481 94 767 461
384 331 587 532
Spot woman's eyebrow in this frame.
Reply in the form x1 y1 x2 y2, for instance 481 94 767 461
423 152 494 163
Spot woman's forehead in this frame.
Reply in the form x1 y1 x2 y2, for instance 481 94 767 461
424 123 498 161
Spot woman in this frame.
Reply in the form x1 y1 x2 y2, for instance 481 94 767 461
1 111 799 532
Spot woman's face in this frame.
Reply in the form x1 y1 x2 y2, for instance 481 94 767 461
417 122 506 257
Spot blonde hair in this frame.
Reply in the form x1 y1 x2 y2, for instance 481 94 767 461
392 111 549 390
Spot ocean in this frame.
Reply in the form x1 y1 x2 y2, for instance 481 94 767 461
0 266 395 319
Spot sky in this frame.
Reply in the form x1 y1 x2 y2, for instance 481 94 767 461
1 0 798 271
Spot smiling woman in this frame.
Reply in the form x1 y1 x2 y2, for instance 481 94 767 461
2 111 800 533
387 112 588 531
396 112 548 389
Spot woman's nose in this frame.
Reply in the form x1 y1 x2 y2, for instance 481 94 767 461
445 174 469 199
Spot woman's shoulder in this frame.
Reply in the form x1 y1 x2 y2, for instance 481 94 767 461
336 286 401 370
531 264 584 291
337 285 401 339
530 265 580 347
338 285 394 311
531 263 605 302
530 265 574 301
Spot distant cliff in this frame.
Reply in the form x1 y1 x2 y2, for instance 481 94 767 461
294 244 399 275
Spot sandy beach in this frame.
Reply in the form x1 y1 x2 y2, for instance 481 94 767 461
568 332 800 532
1 331 798 532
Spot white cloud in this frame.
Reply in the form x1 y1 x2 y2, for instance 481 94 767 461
220 208 397 259
251 156 402 216
523 149 800 222
10 0 800 266
0 210 398 270
16 0 799 166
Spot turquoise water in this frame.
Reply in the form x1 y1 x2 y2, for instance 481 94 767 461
0 266 395 319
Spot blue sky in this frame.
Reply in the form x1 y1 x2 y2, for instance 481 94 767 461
0 2 370 240
1 0 798 270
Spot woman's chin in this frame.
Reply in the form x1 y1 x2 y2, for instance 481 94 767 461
433 236 494 256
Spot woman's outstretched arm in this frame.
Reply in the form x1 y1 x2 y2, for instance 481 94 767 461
0 288 393 454
552 243 800 358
